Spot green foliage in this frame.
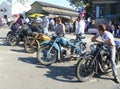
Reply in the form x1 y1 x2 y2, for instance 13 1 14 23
67 0 93 18
67 0 92 8
67 0 84 8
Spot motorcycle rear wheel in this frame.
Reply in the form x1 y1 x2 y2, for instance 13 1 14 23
6 34 19 46
76 55 95 82
37 45 57 66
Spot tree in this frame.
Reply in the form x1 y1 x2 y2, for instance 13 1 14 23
67 0 92 18
67 0 83 9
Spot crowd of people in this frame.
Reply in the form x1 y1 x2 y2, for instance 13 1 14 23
0 14 120 39
109 20 120 38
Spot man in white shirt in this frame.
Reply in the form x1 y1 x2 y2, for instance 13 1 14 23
91 24 120 84
42 16 49 35
75 16 85 40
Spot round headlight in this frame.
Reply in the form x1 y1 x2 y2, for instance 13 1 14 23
90 44 96 52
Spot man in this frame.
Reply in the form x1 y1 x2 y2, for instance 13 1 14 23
42 15 49 35
16 14 24 26
49 18 55 31
91 24 120 84
55 18 65 36
34 15 42 33
75 16 85 40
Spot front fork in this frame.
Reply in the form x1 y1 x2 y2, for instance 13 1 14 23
30 34 39 46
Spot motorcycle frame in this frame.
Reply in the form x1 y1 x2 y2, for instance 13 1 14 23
90 46 109 73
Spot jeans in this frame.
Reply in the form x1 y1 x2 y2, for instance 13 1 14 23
43 27 48 35
107 46 118 78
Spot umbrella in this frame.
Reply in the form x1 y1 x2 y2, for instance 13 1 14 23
28 13 44 17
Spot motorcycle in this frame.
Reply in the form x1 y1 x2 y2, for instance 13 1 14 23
37 35 87 66
24 32 51 53
6 23 32 46
76 41 120 82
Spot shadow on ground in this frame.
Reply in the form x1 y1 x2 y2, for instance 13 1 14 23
18 57 40 65
36 64 80 83
11 48 26 53
18 56 117 83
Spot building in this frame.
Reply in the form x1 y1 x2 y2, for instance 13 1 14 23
26 1 78 19
0 0 31 18
92 0 120 22
0 1 11 17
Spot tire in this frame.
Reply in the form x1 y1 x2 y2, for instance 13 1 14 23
6 31 13 44
76 55 95 82
7 34 19 46
24 38 39 53
37 45 57 66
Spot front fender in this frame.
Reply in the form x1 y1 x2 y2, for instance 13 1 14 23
40 41 60 53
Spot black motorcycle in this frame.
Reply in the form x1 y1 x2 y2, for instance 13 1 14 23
76 42 120 82
6 23 32 46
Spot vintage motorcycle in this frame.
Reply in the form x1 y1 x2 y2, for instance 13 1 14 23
76 41 120 82
6 23 32 46
24 32 51 53
37 35 87 66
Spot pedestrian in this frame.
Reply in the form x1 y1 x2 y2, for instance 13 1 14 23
49 17 55 31
115 24 120 38
91 23 120 84
68 19 73 34
55 18 65 36
109 20 115 35
2 16 7 28
75 16 85 40
34 15 42 33
42 15 49 35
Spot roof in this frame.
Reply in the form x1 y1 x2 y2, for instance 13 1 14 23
32 1 77 12
44 9 78 16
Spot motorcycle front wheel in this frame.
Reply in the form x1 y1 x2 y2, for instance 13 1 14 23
24 37 39 53
76 55 95 82
37 45 57 66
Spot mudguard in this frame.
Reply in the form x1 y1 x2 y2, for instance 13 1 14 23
40 40 60 53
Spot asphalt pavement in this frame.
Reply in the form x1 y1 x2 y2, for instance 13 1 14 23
0 27 120 89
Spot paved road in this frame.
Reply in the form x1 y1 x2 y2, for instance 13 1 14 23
0 28 120 89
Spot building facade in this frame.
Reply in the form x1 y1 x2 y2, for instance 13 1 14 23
92 0 120 22
26 1 78 19
0 0 31 18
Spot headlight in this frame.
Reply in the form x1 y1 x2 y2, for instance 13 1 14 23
90 44 96 52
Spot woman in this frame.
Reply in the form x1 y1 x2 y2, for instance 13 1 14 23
55 18 65 36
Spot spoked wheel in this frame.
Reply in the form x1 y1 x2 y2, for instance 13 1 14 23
76 55 95 82
6 31 12 44
6 34 19 46
24 38 39 53
37 45 57 66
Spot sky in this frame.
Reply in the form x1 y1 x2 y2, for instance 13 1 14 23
0 0 72 8
30 0 72 8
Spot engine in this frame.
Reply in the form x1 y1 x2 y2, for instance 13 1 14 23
61 47 71 58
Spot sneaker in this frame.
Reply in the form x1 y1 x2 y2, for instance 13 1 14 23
114 77 120 84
